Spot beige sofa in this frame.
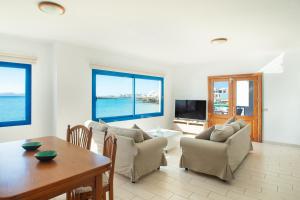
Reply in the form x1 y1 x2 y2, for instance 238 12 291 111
180 123 252 181
85 120 167 183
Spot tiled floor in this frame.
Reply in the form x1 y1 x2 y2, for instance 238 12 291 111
54 140 300 200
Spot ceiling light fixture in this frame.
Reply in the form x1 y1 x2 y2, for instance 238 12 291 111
211 37 228 45
38 1 65 15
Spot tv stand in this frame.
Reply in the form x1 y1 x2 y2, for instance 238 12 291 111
173 119 208 135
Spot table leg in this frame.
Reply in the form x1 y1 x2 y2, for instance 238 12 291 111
94 174 103 200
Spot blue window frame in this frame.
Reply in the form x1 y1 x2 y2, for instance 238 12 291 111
0 61 31 127
92 69 164 122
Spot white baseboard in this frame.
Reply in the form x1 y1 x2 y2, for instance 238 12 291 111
263 140 300 148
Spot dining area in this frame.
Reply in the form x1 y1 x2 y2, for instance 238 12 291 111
0 125 117 200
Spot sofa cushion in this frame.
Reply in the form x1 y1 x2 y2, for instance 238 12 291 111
108 126 144 143
210 126 235 142
132 124 152 140
226 121 241 132
87 120 109 132
236 119 247 128
195 126 215 140
224 116 236 125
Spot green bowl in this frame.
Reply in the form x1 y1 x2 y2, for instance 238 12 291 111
34 150 57 161
22 142 42 151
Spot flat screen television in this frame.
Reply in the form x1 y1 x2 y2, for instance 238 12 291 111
175 100 206 120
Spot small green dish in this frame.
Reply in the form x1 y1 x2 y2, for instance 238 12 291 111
22 142 42 151
34 150 57 161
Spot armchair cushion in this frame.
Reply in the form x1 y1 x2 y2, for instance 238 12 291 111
108 126 144 143
226 121 241 132
236 119 247 128
210 126 235 142
224 116 236 125
132 124 152 140
85 120 109 132
195 126 215 140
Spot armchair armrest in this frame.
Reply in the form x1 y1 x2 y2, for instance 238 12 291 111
225 124 252 171
135 137 167 154
133 137 167 178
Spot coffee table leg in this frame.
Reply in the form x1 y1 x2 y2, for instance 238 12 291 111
94 174 103 200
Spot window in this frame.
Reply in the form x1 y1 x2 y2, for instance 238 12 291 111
213 81 229 115
0 61 31 127
92 69 164 122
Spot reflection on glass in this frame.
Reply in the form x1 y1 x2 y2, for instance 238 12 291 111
0 67 26 122
135 78 161 114
96 75 133 118
213 81 229 115
236 80 254 116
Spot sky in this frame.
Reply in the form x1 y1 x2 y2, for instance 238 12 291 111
96 75 161 96
214 81 228 89
0 67 25 94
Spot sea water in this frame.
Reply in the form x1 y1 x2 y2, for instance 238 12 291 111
96 98 160 118
0 96 160 122
0 96 26 122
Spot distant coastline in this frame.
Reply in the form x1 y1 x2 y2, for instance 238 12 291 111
96 96 159 104
0 92 25 97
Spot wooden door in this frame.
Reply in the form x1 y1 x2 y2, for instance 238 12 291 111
208 77 233 126
208 73 262 142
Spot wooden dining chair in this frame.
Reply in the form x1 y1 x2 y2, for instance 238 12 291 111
71 132 117 200
67 125 93 150
66 125 93 200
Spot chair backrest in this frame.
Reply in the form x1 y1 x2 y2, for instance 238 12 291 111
103 132 117 185
67 125 93 150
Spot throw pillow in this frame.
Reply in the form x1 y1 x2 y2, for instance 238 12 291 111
132 124 152 140
236 119 247 128
195 126 215 140
88 120 109 132
224 116 236 125
108 126 144 143
226 121 241 132
210 126 235 142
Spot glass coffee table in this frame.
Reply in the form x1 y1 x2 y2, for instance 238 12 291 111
146 129 182 152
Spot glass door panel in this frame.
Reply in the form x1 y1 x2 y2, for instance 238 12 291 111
236 80 254 116
213 81 229 115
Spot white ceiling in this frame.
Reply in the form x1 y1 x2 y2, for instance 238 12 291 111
0 0 299 69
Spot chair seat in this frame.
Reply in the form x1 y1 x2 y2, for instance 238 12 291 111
75 173 109 194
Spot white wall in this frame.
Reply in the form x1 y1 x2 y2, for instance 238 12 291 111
0 37 173 142
53 43 173 139
0 34 55 142
172 49 300 145
1 34 299 146
263 48 300 145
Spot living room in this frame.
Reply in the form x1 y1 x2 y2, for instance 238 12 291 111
0 1 300 200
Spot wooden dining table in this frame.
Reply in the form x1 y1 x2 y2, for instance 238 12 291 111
0 136 111 200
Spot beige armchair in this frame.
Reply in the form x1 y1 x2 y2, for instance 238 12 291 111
115 134 167 182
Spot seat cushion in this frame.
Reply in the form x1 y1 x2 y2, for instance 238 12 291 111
132 124 152 140
210 126 235 142
108 126 144 143
75 173 109 194
226 121 241 132
195 126 215 140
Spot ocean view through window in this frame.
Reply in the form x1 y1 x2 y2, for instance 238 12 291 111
0 61 31 127
92 69 164 122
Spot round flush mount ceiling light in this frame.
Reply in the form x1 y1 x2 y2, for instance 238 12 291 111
211 37 228 45
38 1 65 15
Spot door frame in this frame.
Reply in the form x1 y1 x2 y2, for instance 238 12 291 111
208 73 263 142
